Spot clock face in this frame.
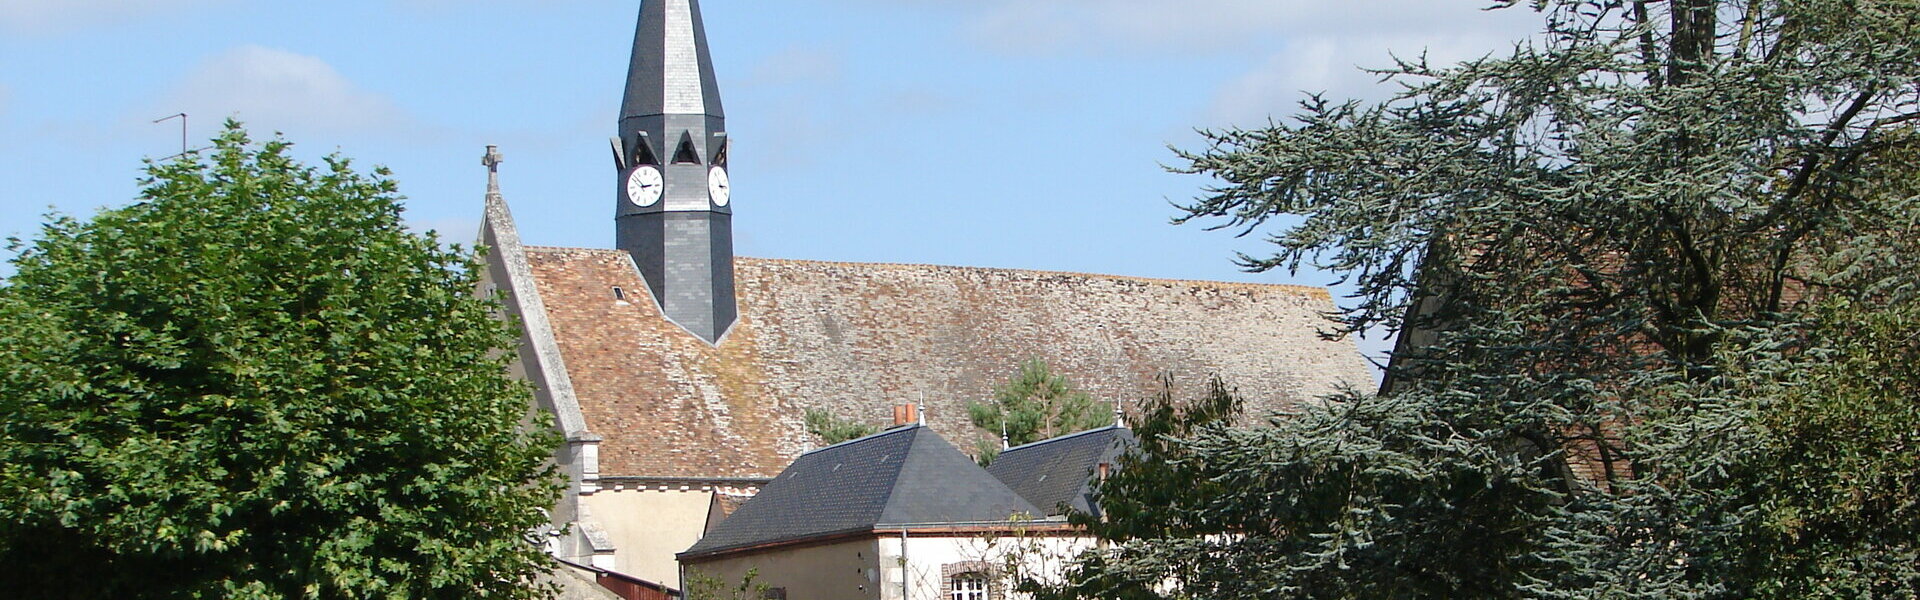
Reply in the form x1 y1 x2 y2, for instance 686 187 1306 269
707 166 731 207
625 166 663 207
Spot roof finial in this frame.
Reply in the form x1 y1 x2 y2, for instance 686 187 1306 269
482 145 504 199
1113 397 1126 429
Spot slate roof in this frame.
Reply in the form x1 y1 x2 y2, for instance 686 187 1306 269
681 424 1040 557
518 247 1373 478
986 426 1136 518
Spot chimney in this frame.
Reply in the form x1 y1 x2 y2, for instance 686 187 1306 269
891 403 920 428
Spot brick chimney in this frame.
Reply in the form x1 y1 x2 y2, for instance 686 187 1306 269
891 403 920 427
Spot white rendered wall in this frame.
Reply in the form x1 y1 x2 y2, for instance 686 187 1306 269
583 487 713 588
876 532 1094 600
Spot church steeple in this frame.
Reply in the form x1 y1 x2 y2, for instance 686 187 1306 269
612 0 735 344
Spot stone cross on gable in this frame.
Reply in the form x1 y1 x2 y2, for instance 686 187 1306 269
482 145 503 196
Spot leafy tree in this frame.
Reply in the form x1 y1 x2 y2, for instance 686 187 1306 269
1030 0 1920 597
1745 296 1920 594
968 359 1112 461
802 408 879 444
0 124 562 599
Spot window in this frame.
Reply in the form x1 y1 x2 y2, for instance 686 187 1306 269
612 286 625 301
630 133 660 166
672 132 701 164
949 572 987 600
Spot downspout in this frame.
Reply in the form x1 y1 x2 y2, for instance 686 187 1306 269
900 528 910 600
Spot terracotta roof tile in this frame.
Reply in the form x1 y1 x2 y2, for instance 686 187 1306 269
525 248 1371 478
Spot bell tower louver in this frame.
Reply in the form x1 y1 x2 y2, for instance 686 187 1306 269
612 0 735 343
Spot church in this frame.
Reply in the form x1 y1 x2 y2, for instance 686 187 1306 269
474 0 1372 591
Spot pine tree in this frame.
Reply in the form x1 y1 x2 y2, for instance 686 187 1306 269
1027 1 1920 597
968 359 1111 462
803 408 880 444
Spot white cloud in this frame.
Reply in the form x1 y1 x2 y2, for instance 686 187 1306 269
959 0 1538 55
929 1 1544 126
0 0 226 34
156 45 408 135
1205 29 1534 127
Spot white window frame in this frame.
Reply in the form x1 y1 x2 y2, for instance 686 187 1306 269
949 571 988 600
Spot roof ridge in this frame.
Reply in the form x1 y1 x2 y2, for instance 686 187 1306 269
517 248 1329 295
871 427 919 526
740 256 1331 296
1002 424 1126 454
523 245 623 253
875 426 929 521
877 426 1040 525
799 423 921 458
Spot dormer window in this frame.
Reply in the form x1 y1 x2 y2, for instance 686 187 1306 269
672 132 701 164
612 286 627 301
632 134 660 166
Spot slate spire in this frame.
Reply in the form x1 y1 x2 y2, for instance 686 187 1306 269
612 0 736 344
620 0 723 123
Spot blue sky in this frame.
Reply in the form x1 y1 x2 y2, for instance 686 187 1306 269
0 0 1542 370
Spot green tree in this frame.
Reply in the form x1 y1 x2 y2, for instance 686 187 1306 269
968 359 1112 461
1030 0 1920 597
802 408 879 444
0 124 562 599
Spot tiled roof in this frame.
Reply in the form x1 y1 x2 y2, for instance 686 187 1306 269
986 426 1136 517
523 248 1371 478
681 425 1039 557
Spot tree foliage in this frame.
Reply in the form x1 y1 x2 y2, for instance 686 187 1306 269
0 124 562 599
968 359 1112 462
802 408 880 445
1032 0 1920 597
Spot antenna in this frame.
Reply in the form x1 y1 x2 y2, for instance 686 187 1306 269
153 113 187 156
151 113 211 160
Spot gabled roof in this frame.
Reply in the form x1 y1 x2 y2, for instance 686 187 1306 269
681 425 1040 557
986 426 1136 518
513 247 1373 478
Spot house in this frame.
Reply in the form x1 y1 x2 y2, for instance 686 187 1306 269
678 413 1126 600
